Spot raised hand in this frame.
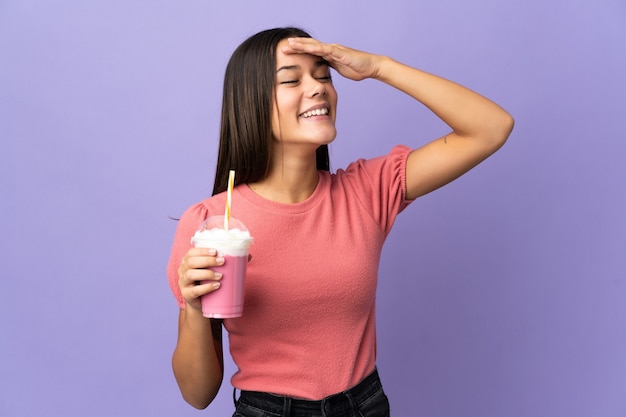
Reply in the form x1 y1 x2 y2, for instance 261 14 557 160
282 37 383 82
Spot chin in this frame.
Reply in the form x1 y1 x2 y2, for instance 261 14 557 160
313 129 337 145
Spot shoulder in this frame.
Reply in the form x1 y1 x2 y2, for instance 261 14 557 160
176 194 228 235
328 145 413 230
339 145 412 176
332 145 412 192
182 192 229 218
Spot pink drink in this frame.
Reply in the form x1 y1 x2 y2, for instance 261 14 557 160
191 215 253 319
200 254 248 318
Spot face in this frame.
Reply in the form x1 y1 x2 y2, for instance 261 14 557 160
271 39 338 150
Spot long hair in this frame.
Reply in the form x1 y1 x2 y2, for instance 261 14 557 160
212 27 330 196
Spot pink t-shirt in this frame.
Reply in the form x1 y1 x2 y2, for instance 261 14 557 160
167 145 412 400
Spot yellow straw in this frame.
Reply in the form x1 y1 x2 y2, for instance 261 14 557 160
224 170 235 230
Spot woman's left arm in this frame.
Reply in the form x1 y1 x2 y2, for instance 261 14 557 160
284 38 514 199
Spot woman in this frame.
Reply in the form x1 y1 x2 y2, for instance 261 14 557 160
167 27 513 416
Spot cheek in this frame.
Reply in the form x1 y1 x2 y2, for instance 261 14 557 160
327 83 338 97
270 103 294 139
274 93 294 116
270 103 280 137
326 84 338 102
270 113 282 139
277 97 302 125
329 89 339 120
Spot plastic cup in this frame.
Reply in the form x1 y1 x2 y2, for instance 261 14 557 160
191 215 253 318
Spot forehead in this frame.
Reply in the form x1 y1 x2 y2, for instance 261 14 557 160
275 39 326 70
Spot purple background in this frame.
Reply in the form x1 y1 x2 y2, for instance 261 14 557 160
1 1 625 416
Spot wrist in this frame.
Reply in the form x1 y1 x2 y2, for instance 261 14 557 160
183 303 211 328
372 55 394 81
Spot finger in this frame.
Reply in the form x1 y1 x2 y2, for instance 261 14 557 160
179 257 223 281
284 37 338 59
184 268 223 284
181 246 224 268
186 247 217 257
184 253 225 270
182 281 221 302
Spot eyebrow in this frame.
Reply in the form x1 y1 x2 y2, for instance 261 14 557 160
276 59 328 73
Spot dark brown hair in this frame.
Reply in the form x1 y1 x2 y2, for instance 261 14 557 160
212 27 330 196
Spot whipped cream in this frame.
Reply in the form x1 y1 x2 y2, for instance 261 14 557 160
191 228 253 256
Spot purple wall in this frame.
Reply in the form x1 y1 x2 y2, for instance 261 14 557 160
1 1 625 416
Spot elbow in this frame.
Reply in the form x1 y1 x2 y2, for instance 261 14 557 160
173 363 223 410
185 398 209 410
498 112 515 145
487 111 514 151
183 394 214 410
180 380 221 410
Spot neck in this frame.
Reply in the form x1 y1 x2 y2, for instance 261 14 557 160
249 147 320 204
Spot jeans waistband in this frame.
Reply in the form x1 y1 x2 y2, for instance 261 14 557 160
237 368 382 416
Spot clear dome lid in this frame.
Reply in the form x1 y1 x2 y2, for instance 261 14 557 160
197 215 249 233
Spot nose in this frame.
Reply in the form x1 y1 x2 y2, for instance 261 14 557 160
310 79 327 98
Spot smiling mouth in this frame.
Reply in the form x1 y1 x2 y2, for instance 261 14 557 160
299 107 330 118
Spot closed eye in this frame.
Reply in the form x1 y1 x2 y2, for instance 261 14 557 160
278 72 331 85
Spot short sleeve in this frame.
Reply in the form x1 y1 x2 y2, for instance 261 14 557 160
341 145 413 236
166 202 211 308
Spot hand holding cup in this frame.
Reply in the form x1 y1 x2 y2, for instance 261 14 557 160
178 247 225 312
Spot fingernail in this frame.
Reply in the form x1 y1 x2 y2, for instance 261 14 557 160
214 272 223 279
216 257 225 264
212 282 221 289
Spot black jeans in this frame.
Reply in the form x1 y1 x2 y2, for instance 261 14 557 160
233 369 390 417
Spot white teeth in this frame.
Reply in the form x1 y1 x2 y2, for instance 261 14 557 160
300 108 329 118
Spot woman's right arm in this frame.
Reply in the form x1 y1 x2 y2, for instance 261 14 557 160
172 247 225 409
